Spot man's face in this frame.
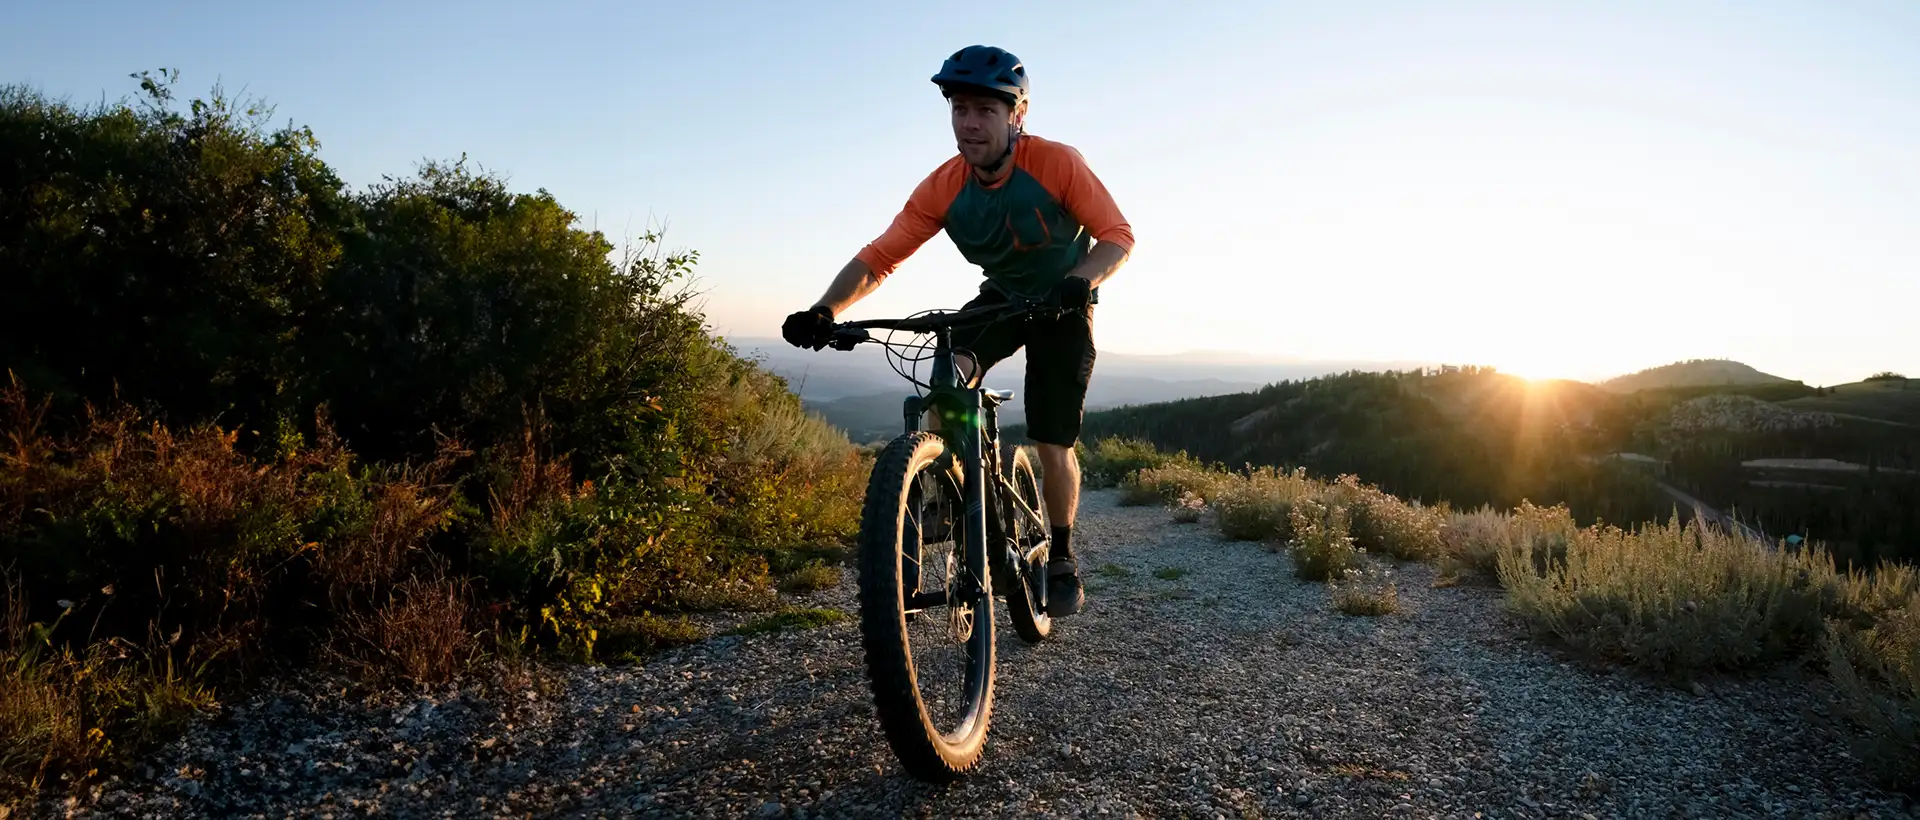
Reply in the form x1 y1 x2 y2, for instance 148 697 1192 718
950 92 1023 168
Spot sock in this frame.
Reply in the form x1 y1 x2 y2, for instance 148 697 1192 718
1050 525 1074 563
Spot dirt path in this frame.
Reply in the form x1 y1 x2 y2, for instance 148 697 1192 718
55 490 1915 819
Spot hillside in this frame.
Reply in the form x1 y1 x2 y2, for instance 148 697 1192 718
1065 368 1668 526
1598 359 1793 393
1067 366 1919 564
1783 376 1920 426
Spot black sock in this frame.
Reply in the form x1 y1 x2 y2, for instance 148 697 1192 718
1051 525 1074 562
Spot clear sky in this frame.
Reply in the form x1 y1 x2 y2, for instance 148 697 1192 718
4 0 1915 385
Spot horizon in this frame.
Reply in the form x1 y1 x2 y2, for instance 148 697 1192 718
3 1 1914 387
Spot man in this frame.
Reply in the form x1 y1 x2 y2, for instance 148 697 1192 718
781 45 1134 617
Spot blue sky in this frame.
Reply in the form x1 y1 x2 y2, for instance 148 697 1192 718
3 0 1915 385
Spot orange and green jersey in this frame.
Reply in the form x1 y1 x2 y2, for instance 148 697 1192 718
854 134 1135 301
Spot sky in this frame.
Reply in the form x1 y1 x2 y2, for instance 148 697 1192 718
3 0 1915 386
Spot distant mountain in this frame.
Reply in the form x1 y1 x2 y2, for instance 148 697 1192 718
1599 359 1792 393
725 335 1432 404
810 374 1272 444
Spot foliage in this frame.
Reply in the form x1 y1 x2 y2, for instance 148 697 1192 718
0 75 868 798
1866 372 1907 383
1331 564 1400 616
730 608 849 637
1287 498 1359 582
1825 595 1920 788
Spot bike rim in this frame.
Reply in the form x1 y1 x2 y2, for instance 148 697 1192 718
901 465 989 739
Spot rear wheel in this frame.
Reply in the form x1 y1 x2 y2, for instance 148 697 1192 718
855 432 995 782
1002 446 1053 643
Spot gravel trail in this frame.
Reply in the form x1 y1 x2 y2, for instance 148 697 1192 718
43 489 1917 819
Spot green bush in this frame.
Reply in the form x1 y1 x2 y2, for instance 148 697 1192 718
1825 592 1920 788
1082 436 1183 488
0 74 871 799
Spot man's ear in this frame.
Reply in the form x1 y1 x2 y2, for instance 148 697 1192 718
1012 99 1028 128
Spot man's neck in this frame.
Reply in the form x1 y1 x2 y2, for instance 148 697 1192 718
971 139 1019 185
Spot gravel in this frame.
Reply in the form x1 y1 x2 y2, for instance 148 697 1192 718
37 489 1919 818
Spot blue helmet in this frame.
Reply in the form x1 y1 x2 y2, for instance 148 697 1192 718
931 45 1029 106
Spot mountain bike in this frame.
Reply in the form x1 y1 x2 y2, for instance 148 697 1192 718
823 297 1064 782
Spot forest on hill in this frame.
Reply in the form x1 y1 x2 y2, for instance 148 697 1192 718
1057 366 1920 567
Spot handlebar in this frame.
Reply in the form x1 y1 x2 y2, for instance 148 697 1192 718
826 298 1072 351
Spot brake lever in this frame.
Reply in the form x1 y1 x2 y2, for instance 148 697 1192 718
827 326 870 351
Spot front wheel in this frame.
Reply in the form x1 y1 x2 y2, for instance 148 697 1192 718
855 432 996 782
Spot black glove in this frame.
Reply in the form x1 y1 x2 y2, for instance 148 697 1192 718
1051 276 1092 311
782 306 835 350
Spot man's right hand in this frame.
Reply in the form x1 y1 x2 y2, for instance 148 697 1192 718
782 306 836 350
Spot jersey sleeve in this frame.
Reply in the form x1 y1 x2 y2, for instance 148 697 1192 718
1022 137 1135 252
854 158 965 279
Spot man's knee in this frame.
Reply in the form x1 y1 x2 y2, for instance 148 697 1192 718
1034 442 1079 476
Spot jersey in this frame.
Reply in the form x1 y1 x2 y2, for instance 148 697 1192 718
853 134 1135 301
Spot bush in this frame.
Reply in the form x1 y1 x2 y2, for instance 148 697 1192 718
0 74 873 800
1121 463 1228 507
1443 501 1578 576
1213 466 1317 542
1083 436 1183 488
1288 498 1359 582
1327 475 1446 562
1331 564 1400 616
1497 514 1835 675
1823 570 1919 788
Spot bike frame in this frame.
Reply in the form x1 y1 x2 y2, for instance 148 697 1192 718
832 303 1058 611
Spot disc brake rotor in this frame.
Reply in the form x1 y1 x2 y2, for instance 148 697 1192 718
945 552 973 643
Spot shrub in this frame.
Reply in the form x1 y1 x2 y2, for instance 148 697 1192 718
1328 475 1446 562
1213 466 1317 542
1288 498 1359 582
1122 463 1229 507
1823 567 1919 788
1331 564 1400 616
777 562 842 594
1497 514 1835 675
1082 436 1180 488
1443 501 1578 577
1170 491 1206 524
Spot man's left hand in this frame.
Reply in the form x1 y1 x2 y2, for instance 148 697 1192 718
1051 276 1092 311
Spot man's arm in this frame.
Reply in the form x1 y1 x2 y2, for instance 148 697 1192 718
1027 138 1134 289
811 257 885 316
1067 239 1130 288
815 159 963 317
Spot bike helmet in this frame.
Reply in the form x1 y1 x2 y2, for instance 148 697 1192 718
931 45 1029 107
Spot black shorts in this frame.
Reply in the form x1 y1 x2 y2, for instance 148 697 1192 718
950 284 1097 448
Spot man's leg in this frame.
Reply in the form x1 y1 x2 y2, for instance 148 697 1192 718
1034 442 1080 529
1024 305 1097 617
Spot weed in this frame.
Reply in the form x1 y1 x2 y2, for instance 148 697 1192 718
1155 566 1190 581
730 608 849 637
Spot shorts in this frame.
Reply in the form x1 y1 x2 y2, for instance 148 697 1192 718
949 283 1097 448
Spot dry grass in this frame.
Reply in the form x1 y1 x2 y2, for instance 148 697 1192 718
1497 514 1835 674
1824 578 1920 788
327 575 481 688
